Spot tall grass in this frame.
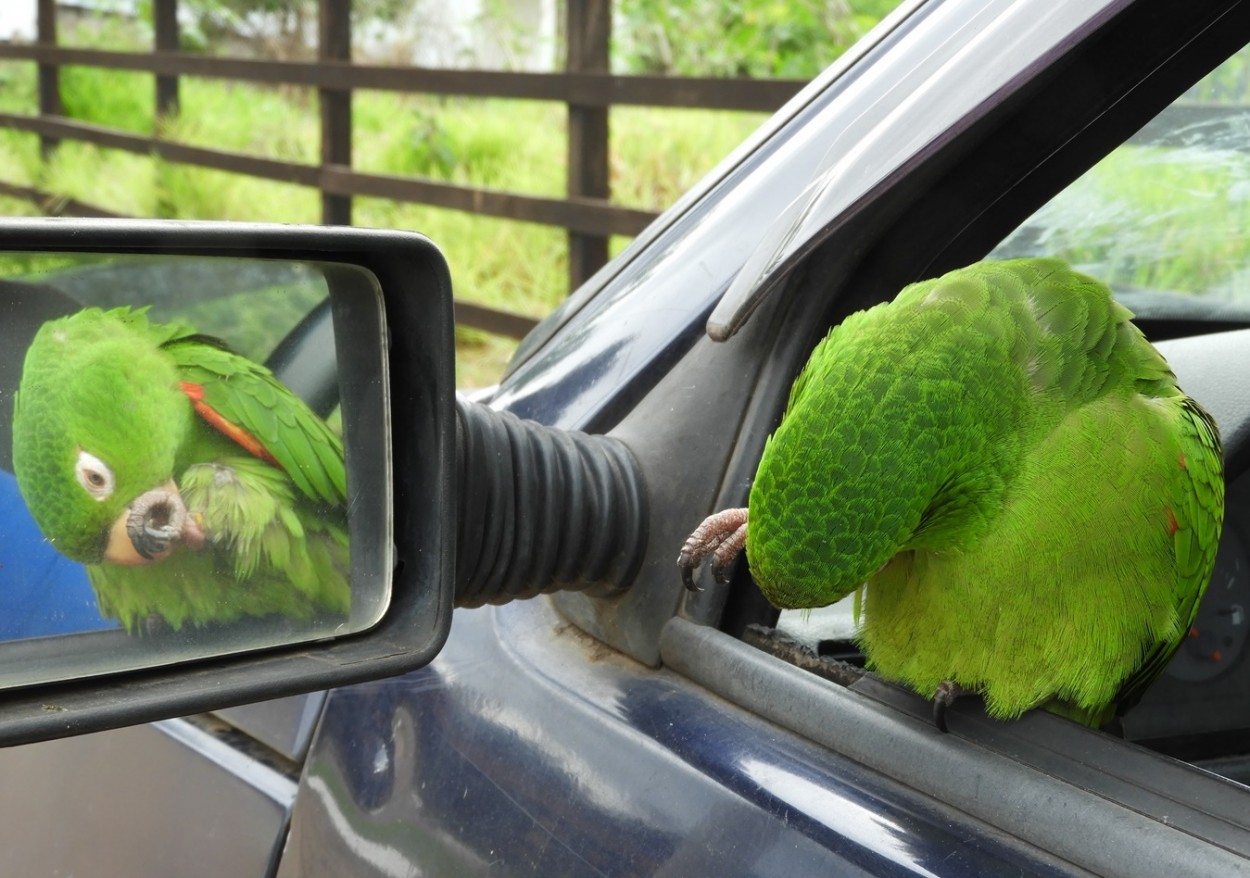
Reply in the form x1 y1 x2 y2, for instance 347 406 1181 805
0 45 764 387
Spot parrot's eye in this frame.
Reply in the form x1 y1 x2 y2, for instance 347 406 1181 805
75 450 115 501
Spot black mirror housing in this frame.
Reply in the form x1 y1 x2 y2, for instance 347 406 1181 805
0 218 456 746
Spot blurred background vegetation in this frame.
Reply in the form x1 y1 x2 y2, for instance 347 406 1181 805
0 0 898 384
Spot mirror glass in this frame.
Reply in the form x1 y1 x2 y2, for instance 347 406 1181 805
0 251 391 689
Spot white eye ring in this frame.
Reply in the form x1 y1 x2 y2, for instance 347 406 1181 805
75 450 115 501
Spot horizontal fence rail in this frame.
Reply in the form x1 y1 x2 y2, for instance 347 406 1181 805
0 45 805 111
0 111 660 238
0 0 809 341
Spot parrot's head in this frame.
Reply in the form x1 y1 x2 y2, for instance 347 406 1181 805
12 307 202 565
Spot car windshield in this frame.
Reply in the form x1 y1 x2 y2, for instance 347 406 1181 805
991 44 1250 318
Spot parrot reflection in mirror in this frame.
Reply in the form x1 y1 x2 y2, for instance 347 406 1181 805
679 258 1225 731
12 306 350 635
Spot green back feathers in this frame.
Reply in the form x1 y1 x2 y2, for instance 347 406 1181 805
1110 395 1224 716
755 258 1191 603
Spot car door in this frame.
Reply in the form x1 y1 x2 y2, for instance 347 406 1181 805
279 0 1250 875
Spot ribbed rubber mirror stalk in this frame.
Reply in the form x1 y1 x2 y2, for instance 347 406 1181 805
454 399 648 606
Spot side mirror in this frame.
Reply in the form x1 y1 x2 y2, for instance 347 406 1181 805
0 219 456 746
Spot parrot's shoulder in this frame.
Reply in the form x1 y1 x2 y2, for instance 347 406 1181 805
780 256 1181 441
782 306 885 417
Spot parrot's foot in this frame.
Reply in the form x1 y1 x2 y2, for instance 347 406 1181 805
932 680 968 733
677 508 749 591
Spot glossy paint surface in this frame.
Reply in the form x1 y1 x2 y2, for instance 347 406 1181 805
279 599 1075 876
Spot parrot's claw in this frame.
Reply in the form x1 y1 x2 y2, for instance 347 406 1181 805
932 680 968 733
677 508 749 591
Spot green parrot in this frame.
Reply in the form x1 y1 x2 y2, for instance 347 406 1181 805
12 306 350 633
678 258 1224 730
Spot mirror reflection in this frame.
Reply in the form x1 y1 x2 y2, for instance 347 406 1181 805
0 252 390 687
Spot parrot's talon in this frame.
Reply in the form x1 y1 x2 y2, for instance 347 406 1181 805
677 507 750 591
677 553 704 592
932 680 967 733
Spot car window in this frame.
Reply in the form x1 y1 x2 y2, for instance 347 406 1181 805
991 45 1250 309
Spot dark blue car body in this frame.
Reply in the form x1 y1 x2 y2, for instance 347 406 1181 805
6 0 1250 874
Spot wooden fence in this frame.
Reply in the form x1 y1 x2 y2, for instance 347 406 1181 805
0 0 806 338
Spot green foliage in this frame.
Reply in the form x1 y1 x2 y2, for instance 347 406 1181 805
159 79 317 161
354 94 561 192
60 7 151 51
175 0 412 23
166 0 417 57
615 0 885 78
60 67 154 133
612 106 765 208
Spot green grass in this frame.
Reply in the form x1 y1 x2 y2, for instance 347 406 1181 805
0 51 765 388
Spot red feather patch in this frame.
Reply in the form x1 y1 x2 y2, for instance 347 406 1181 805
180 381 281 468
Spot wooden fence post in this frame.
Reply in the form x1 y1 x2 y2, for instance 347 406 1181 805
154 0 180 119
36 0 61 157
566 0 611 292
320 0 352 226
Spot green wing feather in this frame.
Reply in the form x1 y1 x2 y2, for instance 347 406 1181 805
162 334 346 507
1109 398 1224 717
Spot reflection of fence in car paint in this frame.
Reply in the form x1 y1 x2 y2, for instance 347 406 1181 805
0 0 807 340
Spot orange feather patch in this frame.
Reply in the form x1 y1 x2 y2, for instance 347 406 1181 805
179 381 281 468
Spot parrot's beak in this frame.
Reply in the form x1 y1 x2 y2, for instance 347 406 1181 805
104 480 206 566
